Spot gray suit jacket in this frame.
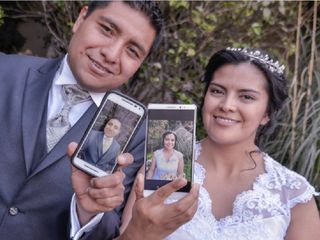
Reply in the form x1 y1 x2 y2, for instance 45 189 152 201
82 130 121 172
0 53 145 240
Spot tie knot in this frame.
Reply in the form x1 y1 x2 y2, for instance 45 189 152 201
62 84 91 105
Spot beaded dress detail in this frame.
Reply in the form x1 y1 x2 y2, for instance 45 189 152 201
167 143 319 240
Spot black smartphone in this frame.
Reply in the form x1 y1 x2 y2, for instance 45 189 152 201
144 103 197 200
72 91 146 177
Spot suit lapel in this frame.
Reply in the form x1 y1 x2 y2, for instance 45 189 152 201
28 103 97 179
22 58 61 176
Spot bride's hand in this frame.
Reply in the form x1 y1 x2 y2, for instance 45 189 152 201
119 175 199 240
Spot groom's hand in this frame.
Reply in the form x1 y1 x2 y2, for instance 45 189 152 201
68 142 133 226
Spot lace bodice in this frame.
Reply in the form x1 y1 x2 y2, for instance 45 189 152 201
167 143 319 240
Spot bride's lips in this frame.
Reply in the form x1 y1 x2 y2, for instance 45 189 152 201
214 115 240 126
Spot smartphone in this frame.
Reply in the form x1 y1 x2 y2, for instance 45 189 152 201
72 91 146 177
144 103 197 200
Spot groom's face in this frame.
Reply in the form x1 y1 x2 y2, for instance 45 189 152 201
104 119 121 138
67 2 156 92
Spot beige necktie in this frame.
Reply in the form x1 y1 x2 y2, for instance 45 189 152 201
46 84 91 151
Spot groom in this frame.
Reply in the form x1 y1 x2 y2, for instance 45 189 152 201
83 118 122 172
0 1 163 239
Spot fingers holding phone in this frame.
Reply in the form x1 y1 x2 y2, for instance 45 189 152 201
83 152 134 211
72 166 126 226
85 171 125 209
72 91 146 177
68 90 146 226
119 103 199 238
144 104 197 201
69 142 131 226
120 177 199 240
112 153 134 172
72 163 133 228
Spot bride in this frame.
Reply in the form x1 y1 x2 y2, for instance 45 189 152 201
119 48 320 240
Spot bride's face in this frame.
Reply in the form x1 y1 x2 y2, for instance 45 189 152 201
163 133 176 150
202 63 270 146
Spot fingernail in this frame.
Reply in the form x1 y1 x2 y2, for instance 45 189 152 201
90 179 95 186
175 177 187 187
118 155 125 161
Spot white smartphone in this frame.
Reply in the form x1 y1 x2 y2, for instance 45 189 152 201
144 103 197 200
72 91 146 177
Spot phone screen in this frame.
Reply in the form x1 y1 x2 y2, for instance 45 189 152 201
73 92 145 176
144 105 196 193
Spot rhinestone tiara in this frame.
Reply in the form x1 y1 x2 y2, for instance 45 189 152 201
226 47 285 75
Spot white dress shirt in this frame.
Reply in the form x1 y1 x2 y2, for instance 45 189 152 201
47 55 104 123
103 136 114 153
47 55 105 240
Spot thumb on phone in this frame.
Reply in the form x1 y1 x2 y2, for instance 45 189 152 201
67 142 78 157
134 173 144 201
115 153 134 171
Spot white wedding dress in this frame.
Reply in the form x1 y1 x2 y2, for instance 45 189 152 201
167 143 319 240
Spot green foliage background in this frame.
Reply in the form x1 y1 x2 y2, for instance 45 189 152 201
0 1 319 206
0 6 4 26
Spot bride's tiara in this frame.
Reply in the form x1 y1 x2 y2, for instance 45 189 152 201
226 47 285 75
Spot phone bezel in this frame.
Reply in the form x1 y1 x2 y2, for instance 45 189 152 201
143 103 197 199
72 90 146 177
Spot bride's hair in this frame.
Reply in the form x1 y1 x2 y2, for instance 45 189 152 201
200 48 288 145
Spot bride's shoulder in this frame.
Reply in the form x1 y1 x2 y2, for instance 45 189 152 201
262 153 318 208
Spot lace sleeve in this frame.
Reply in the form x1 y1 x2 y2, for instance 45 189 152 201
282 169 319 209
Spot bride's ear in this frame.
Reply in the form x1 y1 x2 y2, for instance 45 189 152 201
260 113 270 126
